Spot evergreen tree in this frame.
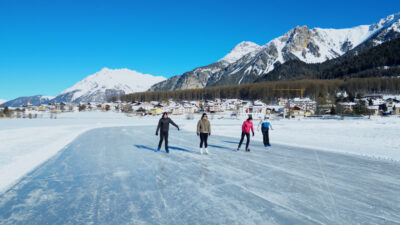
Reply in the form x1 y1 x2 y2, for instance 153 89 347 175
354 101 367 115
78 105 86 111
379 103 388 112
330 106 336 115
3 106 10 117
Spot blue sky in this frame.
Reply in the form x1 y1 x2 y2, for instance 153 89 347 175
0 0 399 100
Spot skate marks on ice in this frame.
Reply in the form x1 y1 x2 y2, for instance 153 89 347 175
0 126 400 224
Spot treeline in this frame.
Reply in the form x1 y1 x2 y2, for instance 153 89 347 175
257 37 400 81
121 77 400 103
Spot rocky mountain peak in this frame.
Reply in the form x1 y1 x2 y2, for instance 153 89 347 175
219 41 261 64
370 12 400 31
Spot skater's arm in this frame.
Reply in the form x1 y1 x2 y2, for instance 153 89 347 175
197 120 201 134
156 119 161 134
251 124 254 134
169 119 179 130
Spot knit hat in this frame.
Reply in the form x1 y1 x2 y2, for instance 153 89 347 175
202 113 208 118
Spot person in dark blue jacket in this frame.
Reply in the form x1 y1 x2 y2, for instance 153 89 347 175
156 112 179 153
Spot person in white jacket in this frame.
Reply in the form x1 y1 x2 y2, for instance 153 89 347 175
258 116 273 148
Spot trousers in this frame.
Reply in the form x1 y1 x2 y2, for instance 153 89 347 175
158 131 169 150
238 131 250 149
200 133 208 148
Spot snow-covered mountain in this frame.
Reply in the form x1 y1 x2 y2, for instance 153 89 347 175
0 99 7 105
2 95 54 107
150 12 400 90
219 41 261 64
52 68 166 103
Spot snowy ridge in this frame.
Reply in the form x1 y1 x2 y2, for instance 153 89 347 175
40 96 55 101
219 41 261 64
220 12 400 80
0 99 7 105
2 95 55 107
150 12 400 91
254 13 400 66
267 12 400 64
57 68 166 102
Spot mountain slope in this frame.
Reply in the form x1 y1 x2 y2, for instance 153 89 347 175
218 41 261 64
150 12 400 91
53 68 166 103
149 42 260 91
2 95 54 107
255 37 400 82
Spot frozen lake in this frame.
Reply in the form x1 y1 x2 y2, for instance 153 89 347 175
1 126 399 224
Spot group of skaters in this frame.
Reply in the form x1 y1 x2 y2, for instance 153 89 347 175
155 112 273 154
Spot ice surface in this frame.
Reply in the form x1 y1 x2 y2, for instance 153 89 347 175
0 112 160 193
183 116 400 162
1 126 399 224
1 113 400 196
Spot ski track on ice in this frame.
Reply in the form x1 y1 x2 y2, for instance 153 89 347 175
0 126 399 225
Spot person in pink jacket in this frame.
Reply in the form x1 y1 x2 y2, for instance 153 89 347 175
237 116 255 152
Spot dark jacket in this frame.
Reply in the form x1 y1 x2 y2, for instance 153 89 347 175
156 118 179 133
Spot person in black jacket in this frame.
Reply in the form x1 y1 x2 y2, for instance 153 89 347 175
156 112 180 153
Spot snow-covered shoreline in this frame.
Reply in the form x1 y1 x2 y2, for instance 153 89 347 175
0 112 159 193
1 112 399 193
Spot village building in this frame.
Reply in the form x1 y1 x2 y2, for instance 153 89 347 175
149 108 163 115
367 105 380 116
339 102 357 114
183 103 199 114
317 104 336 114
171 105 185 115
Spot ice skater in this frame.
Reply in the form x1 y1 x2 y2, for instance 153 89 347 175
258 116 273 148
197 113 211 155
237 116 254 152
156 112 180 153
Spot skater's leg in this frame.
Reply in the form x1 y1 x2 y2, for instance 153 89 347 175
238 131 245 149
203 133 209 154
262 131 267 145
164 132 169 150
200 133 204 148
245 132 250 150
266 129 270 145
158 133 164 149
